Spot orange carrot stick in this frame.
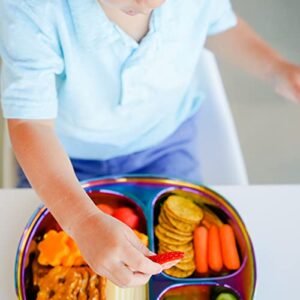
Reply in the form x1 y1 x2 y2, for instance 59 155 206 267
208 225 223 272
219 224 241 270
194 226 209 273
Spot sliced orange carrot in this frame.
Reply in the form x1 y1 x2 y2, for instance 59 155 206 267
219 224 241 270
37 230 70 267
194 226 209 273
208 225 223 272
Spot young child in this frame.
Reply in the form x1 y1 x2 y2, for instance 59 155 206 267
1 0 300 288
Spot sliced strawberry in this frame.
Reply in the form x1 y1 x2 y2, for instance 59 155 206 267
147 252 184 264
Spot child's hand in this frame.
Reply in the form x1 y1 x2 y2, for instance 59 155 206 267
70 210 162 288
273 61 300 103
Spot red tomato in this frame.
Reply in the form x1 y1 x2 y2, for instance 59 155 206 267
96 203 114 215
112 207 140 229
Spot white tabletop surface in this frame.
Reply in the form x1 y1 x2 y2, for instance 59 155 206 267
1 186 300 299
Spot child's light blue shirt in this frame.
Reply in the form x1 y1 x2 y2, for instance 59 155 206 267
0 0 237 160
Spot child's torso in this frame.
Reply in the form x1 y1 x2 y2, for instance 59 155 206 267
54 0 218 157
0 0 237 159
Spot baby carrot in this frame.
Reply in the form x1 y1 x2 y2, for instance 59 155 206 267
194 226 208 273
219 224 241 270
208 225 223 272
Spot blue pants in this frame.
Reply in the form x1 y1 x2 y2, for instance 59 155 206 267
17 110 202 188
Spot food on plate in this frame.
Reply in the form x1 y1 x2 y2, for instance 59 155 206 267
194 226 209 274
163 265 195 278
22 186 244 299
29 229 106 299
164 195 204 224
96 203 114 215
155 195 204 277
155 224 193 245
193 224 240 275
193 224 241 276
97 203 141 229
208 225 223 272
37 230 84 267
159 241 194 253
32 260 106 300
159 219 192 237
175 257 196 271
155 194 241 278
219 225 241 270
37 230 70 267
29 205 149 299
147 252 184 264
155 224 193 242
112 207 139 229
159 208 195 233
28 200 147 299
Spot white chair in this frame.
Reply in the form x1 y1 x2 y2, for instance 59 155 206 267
197 49 248 185
0 50 248 188
0 57 17 188
1 119 17 188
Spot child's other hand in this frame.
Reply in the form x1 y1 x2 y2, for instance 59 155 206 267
71 210 162 288
273 61 300 104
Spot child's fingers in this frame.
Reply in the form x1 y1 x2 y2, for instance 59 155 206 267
123 246 162 275
128 272 151 287
127 229 154 256
106 262 150 288
161 259 181 270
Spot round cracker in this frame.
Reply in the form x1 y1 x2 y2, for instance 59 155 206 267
165 215 196 233
159 209 174 227
164 266 195 278
159 221 192 237
164 205 200 225
155 227 192 246
175 259 196 271
155 225 193 243
165 196 204 224
159 241 194 252
161 207 196 233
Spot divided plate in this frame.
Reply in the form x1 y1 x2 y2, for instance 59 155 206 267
15 176 256 300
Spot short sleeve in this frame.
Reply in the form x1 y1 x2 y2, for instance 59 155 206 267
207 0 237 36
0 1 64 119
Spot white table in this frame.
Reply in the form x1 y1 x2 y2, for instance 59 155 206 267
1 186 299 299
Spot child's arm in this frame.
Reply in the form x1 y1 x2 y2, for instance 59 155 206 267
8 119 162 287
206 17 300 103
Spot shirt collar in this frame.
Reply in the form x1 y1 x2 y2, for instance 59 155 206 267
68 0 118 50
68 0 175 51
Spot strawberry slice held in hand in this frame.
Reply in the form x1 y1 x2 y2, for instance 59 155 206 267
112 207 140 229
147 251 184 269
96 203 114 216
